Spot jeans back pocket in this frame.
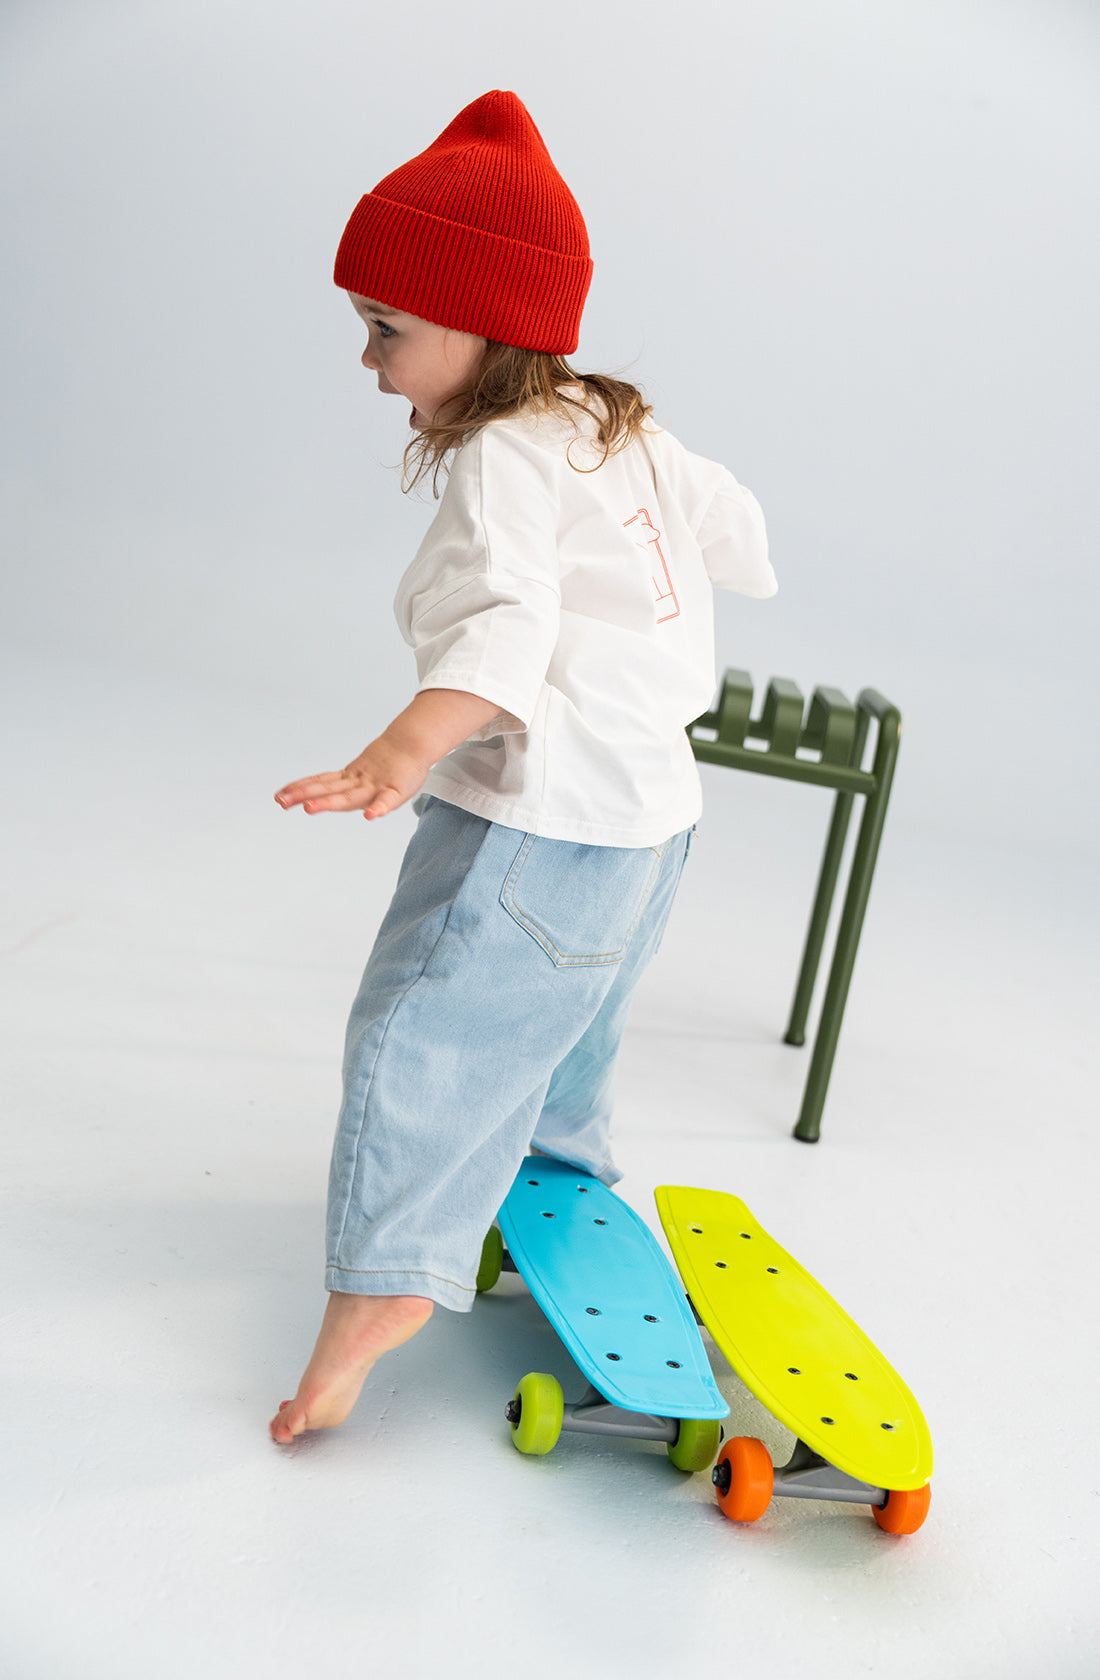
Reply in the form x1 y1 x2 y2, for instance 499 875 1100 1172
501 835 664 967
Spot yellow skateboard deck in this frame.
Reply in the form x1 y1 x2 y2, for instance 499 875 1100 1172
655 1187 932 1492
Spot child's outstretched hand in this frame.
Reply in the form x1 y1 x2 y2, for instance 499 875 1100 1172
275 737 429 821
275 688 502 823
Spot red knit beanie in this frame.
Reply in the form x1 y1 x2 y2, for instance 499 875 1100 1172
333 91 592 355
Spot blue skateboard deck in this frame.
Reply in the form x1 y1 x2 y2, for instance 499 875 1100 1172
496 1159 728 1421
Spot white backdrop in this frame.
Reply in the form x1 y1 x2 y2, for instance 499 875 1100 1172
3 0 1098 867
3 9 1100 1675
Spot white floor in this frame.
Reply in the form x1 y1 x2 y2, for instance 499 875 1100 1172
3 661 1097 1680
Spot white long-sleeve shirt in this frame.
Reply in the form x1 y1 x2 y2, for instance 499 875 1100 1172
394 402 776 847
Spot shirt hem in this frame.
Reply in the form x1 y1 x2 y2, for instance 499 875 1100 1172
422 771 702 848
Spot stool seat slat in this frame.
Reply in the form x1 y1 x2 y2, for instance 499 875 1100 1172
802 687 857 767
716 669 754 748
760 678 804 757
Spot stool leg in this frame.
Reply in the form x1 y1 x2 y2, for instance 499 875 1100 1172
793 707 899 1143
784 788 857 1047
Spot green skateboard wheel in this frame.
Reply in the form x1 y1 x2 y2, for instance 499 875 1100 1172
667 1416 723 1473
509 1372 564 1455
476 1226 504 1293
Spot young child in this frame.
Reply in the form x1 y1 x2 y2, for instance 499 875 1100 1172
270 90 776 1443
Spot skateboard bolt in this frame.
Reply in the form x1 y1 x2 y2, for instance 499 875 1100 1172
788 1367 801 1375
586 1307 601 1316
666 1361 682 1368
644 1314 658 1322
821 1416 835 1425
712 1459 732 1495
606 1353 621 1361
542 1212 555 1218
689 1226 703 1234
594 1219 607 1226
845 1372 859 1381
740 1232 751 1240
881 1422 896 1431
767 1267 779 1274
577 1187 590 1194
715 1262 728 1269
527 1179 539 1186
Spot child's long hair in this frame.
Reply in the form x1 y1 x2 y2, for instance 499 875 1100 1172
403 344 652 494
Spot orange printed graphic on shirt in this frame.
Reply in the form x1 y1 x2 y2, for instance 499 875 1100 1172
623 508 680 623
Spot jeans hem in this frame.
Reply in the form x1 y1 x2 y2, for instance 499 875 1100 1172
325 1264 477 1314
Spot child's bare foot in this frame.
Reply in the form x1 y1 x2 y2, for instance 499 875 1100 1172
269 1291 433 1443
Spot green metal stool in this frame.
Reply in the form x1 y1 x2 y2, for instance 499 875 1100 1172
688 669 902 1144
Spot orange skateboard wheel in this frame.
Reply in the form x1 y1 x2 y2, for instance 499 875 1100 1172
873 1483 931 1534
712 1436 774 1522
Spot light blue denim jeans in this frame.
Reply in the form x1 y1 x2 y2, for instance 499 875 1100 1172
325 797 692 1311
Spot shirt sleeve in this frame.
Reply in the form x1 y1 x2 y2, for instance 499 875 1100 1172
397 425 562 735
696 468 777 597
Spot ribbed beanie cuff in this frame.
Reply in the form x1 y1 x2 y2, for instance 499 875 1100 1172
334 91 592 355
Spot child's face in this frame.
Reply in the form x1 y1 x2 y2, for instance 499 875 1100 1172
349 294 487 428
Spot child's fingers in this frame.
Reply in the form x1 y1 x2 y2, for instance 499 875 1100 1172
276 758 418 819
274 771 354 808
301 785 379 814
